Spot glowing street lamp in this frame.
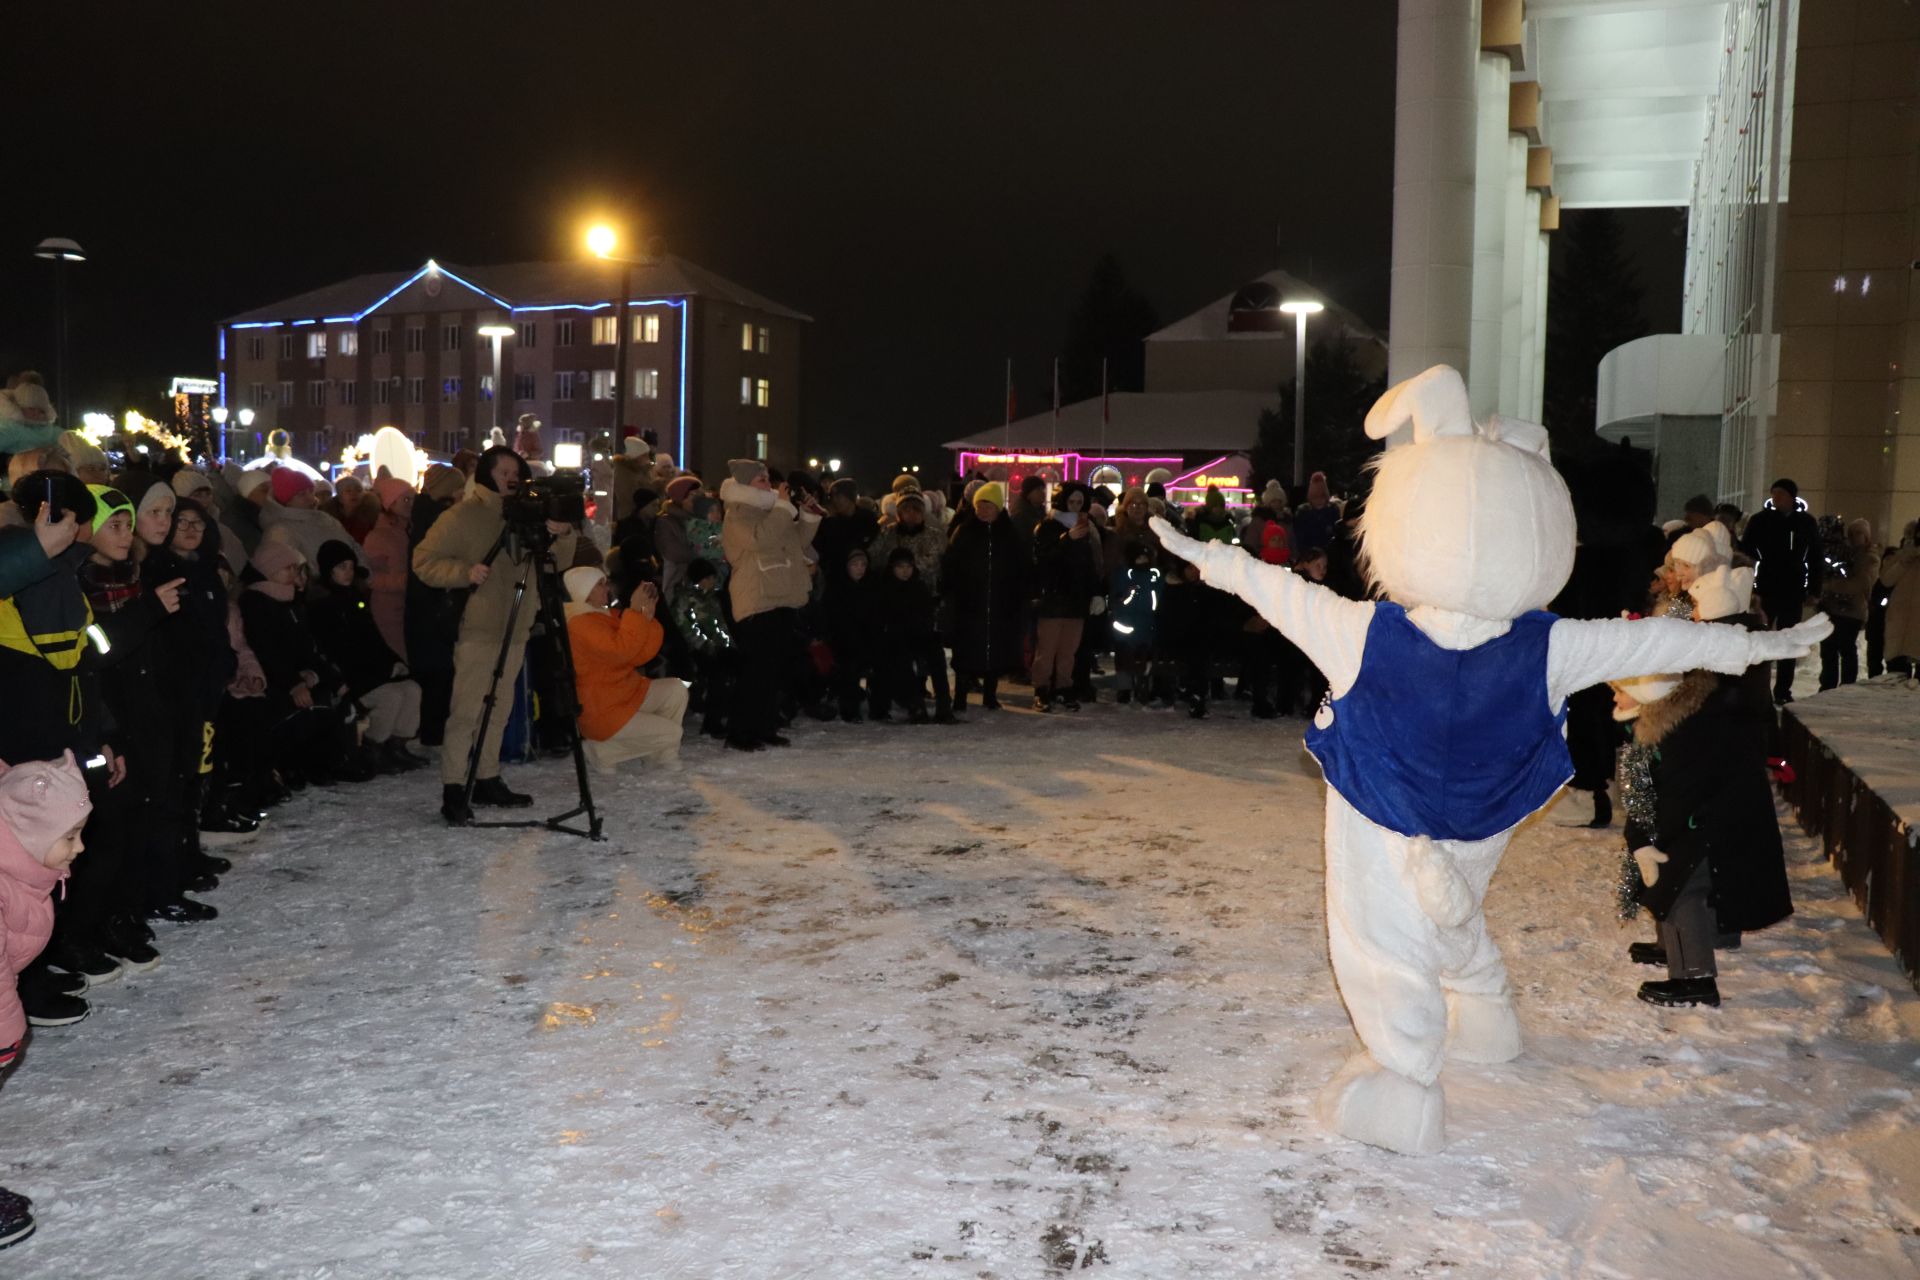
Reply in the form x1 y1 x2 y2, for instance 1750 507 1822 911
212 405 230 461
585 222 638 447
478 321 516 454
1278 300 1324 487
238 406 257 457
828 458 842 474
33 237 86 427
585 224 618 259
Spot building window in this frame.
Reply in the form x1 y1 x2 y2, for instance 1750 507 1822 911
339 330 359 358
280 333 295 359
407 377 424 405
249 382 266 406
517 321 537 347
406 326 424 354
754 432 769 461
479 375 494 402
636 314 660 343
741 322 754 352
278 380 293 405
590 370 616 400
442 431 464 454
633 369 659 399
307 381 327 406
592 315 619 345
338 382 357 406
307 332 328 359
556 319 575 346
755 378 770 408
246 334 264 361
310 431 328 457
442 377 461 403
373 327 391 356
740 375 753 405
756 326 771 354
555 371 577 401
373 380 392 406
514 372 536 401
443 323 461 352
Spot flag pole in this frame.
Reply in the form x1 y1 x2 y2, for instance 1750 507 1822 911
1003 357 1012 454
1100 356 1109 462
1051 356 1060 457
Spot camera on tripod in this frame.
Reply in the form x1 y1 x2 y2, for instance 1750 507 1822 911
503 473 588 539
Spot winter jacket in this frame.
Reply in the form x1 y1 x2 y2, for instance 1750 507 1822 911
672 585 732 657
309 583 406 699
826 566 886 669
565 604 665 742
1187 506 1236 545
877 569 938 649
404 489 464 676
868 522 947 593
0 816 63 1048
941 513 1027 675
720 479 820 621
1292 502 1340 555
1031 517 1101 619
1108 565 1160 650
1818 545 1880 623
144 536 237 722
1739 498 1823 603
77 557 176 770
411 483 579 647
0 536 111 765
362 512 411 662
1630 668 1792 932
654 506 695 599
1881 546 1920 662
239 586 340 703
1005 496 1048 550
814 510 879 591
261 502 367 573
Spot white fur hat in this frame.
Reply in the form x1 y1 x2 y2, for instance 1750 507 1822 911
1611 672 1682 720
622 435 650 458
1688 563 1755 621
563 566 606 604
1670 522 1732 570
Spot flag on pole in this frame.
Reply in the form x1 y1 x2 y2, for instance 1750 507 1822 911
1004 358 1015 427
1051 357 1060 452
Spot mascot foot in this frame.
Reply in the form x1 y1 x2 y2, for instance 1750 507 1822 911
1445 991 1522 1064
1314 1055 1446 1156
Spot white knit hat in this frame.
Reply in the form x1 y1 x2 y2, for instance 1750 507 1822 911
563 566 607 605
1670 521 1732 570
1688 564 1755 622
1611 672 1682 720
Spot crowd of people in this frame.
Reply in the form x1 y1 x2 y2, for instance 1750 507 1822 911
0 379 1916 1245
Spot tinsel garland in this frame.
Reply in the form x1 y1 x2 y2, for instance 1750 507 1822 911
1613 742 1658 920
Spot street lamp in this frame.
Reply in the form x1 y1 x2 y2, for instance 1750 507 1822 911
33 237 86 427
828 458 842 474
212 405 229 461
238 406 256 458
478 322 515 454
1278 300 1324 488
586 223 640 449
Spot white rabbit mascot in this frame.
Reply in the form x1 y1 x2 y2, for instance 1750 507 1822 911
1151 365 1829 1155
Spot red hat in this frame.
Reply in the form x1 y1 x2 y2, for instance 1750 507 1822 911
270 468 315 505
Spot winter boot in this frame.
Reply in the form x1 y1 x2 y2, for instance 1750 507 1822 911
0 1187 36 1250
1033 687 1054 713
1627 941 1667 967
980 677 1002 711
1637 977 1720 1008
147 896 218 925
471 777 533 808
100 916 161 973
45 940 121 987
441 784 475 825
1587 787 1613 829
21 972 90 1028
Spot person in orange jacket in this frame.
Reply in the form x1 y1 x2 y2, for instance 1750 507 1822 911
562 567 686 772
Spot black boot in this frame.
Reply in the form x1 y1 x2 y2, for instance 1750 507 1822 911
980 677 1001 711
1637 977 1720 1008
471 777 533 808
0 1187 37 1250
147 897 218 925
1587 787 1613 828
1627 941 1667 967
441 784 474 825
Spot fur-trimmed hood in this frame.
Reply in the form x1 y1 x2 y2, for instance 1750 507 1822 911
1629 668 1717 746
719 477 785 514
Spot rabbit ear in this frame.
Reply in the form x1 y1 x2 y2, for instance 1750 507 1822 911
1363 366 1472 443
1483 414 1552 457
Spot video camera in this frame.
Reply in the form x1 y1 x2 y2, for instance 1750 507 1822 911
502 472 587 536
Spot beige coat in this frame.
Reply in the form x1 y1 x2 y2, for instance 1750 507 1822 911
411 483 579 643
720 478 819 620
1880 546 1920 663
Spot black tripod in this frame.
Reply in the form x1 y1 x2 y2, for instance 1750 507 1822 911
460 525 603 840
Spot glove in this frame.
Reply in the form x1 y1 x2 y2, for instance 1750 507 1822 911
1632 846 1669 887
1752 613 1834 661
1149 516 1204 565
1089 596 1107 617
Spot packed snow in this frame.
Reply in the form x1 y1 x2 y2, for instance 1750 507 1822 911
3 703 1918 1277
1784 679 1920 829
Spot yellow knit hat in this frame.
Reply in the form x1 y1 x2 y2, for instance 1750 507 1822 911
973 481 1006 510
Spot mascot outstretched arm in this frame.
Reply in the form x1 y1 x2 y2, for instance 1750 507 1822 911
1151 365 1827 1156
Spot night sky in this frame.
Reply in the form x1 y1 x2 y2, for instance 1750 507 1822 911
5 1 1680 477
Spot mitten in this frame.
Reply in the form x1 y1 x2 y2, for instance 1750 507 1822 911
1752 614 1833 661
1632 846 1669 887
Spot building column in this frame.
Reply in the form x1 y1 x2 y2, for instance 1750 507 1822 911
1530 226 1549 423
1468 51 1512 420
1388 0 1481 403
1518 190 1542 421
1499 136 1527 416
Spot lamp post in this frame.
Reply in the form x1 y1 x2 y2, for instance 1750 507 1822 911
586 224 636 446
212 405 229 462
238 407 256 459
33 237 86 427
477 322 515 454
1279 300 1324 488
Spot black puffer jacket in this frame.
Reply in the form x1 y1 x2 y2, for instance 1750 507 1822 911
309 582 405 699
143 503 237 721
941 514 1026 675
1030 517 1101 620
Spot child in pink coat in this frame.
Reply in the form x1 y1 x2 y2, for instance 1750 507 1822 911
0 750 93 1251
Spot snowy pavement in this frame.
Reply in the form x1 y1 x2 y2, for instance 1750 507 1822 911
4 703 1918 1278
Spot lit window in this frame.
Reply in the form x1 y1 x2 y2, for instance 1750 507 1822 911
518 321 538 348
278 380 293 405
339 331 358 357
741 322 754 351
407 377 424 405
754 432 769 461
755 378 770 409
280 333 295 359
556 319 575 346
592 315 619 345
372 327 391 356
307 332 328 359
442 377 461 403
590 370 616 400
443 324 462 352
740 376 753 405
756 326 770 354
406 326 424 354
514 373 536 401
636 314 660 343
633 369 659 399
555 372 576 401
479 375 494 402
338 382 357 406
246 335 264 361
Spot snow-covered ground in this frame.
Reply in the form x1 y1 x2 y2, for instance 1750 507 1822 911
4 700 1918 1278
1785 678 1920 827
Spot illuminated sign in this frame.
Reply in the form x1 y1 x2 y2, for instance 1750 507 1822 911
169 377 218 397
1195 475 1243 487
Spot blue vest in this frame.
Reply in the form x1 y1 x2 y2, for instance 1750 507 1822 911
1304 603 1571 842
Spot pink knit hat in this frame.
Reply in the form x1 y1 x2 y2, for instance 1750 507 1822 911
270 468 315 505
372 476 413 511
0 752 92 865
250 540 304 580
665 475 701 503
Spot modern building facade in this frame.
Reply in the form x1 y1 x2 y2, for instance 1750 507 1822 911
1392 0 1918 535
218 256 808 475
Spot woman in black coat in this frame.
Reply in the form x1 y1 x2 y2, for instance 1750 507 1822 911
405 467 468 746
941 497 1026 711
